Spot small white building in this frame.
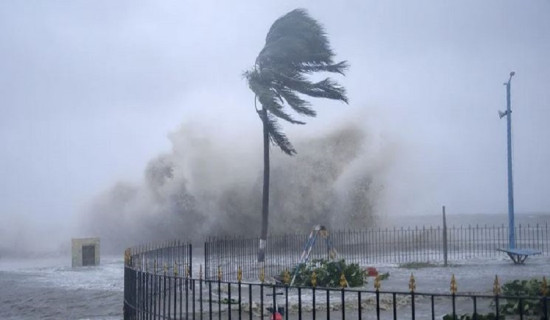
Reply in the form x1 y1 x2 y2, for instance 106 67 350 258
72 237 100 267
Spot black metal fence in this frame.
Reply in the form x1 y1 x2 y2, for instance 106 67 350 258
124 242 550 319
124 240 193 319
205 223 550 281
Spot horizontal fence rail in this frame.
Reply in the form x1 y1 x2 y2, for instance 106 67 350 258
124 245 550 320
205 223 550 281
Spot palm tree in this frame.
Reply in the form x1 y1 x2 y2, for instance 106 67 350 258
245 8 348 262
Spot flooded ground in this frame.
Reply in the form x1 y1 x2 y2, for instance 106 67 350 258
1 213 548 319
0 256 123 320
1 253 547 319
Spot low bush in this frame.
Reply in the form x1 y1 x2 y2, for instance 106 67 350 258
444 277 548 319
286 259 365 287
499 278 548 316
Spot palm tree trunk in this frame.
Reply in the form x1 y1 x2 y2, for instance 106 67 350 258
258 108 269 262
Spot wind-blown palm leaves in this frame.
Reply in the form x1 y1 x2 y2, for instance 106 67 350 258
245 8 348 154
245 8 348 262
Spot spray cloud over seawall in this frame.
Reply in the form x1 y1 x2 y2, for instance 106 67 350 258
80 121 394 253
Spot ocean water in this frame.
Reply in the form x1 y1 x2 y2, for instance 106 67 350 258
0 256 124 320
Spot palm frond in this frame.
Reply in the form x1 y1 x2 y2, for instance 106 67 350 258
273 85 316 117
246 8 349 155
258 110 296 155
298 78 348 103
247 69 305 125
297 60 349 75
257 9 335 69
269 70 348 104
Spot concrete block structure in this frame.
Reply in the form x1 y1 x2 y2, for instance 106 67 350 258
72 237 100 267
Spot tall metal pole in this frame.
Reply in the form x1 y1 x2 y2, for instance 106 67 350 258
503 72 515 249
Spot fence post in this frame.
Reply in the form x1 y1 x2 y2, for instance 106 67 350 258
204 240 209 280
494 275 501 319
443 206 448 266
410 273 416 320
375 275 381 320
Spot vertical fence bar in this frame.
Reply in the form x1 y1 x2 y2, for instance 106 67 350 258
199 276 203 320
341 288 345 320
228 283 232 320
543 296 548 319
152 273 156 319
495 295 500 319
208 281 212 320
431 295 435 320
298 286 302 320
376 289 380 320
452 293 456 319
411 292 415 320
167 275 171 320
173 275 177 319
248 284 252 320
260 283 264 320
217 278 221 320
443 206 448 266
392 292 397 320
238 279 242 319
327 289 331 320
472 296 477 320
312 287 316 320
358 291 362 320
519 298 524 320
282 285 288 320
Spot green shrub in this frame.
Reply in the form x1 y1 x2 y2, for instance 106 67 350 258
499 278 548 316
286 259 365 287
444 277 548 319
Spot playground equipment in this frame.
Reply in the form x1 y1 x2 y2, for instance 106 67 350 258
290 225 339 286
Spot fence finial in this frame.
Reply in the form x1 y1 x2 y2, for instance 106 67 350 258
340 272 348 288
311 271 317 287
124 249 131 266
185 264 190 278
542 276 548 296
283 269 290 285
217 266 222 281
237 266 242 283
259 266 265 283
374 275 381 291
493 275 501 295
199 265 203 280
450 274 457 294
163 263 167 275
409 273 416 292
174 262 178 276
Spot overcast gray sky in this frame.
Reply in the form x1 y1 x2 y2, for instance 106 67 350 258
1 0 549 248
